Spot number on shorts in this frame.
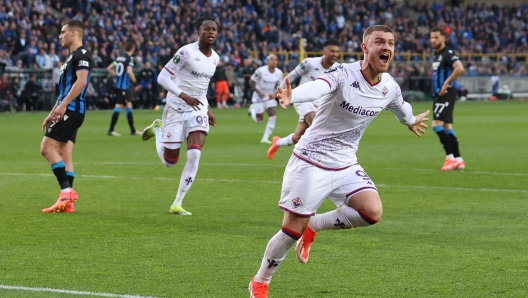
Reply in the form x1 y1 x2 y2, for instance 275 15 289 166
196 116 208 127
355 170 371 182
433 102 449 114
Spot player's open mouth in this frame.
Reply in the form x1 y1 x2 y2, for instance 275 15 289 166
207 36 214 41
379 53 390 64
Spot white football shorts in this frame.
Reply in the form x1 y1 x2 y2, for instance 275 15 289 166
293 102 317 123
162 104 209 149
278 155 378 217
251 99 277 114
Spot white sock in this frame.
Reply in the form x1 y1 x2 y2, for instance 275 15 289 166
308 205 376 232
255 230 298 284
262 115 276 141
154 127 176 167
61 187 71 192
172 148 201 206
455 157 464 163
154 127 164 161
250 107 257 122
276 133 294 147
446 154 455 160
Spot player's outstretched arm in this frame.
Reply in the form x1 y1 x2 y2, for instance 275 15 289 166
277 78 331 109
408 110 430 137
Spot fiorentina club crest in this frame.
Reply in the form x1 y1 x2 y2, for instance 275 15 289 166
166 132 172 139
381 86 388 97
292 197 303 208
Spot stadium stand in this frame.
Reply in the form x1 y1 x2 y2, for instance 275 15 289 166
0 0 526 110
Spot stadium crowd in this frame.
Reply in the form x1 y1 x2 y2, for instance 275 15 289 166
0 0 527 110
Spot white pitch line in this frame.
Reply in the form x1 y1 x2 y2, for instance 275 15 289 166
1 172 527 193
376 184 528 193
0 161 526 177
0 285 159 298
381 167 528 177
0 161 286 167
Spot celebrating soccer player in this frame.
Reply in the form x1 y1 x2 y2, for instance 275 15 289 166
41 20 92 213
141 16 218 215
249 25 430 298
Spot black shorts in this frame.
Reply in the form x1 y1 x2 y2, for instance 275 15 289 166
116 89 132 104
433 88 457 123
45 109 85 143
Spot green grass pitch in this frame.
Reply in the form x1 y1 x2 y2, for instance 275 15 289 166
0 100 527 297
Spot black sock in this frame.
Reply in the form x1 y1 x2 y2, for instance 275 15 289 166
66 171 75 188
109 111 119 132
447 133 461 157
52 164 70 190
435 129 453 155
127 111 136 133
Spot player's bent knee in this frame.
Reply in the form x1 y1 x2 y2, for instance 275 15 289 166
339 205 380 228
162 153 178 168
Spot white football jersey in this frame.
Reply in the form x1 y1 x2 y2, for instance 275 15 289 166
293 61 406 170
251 66 283 102
291 56 334 108
293 57 329 85
163 42 219 111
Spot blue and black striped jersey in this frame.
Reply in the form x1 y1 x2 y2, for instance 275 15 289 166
432 46 459 97
113 54 134 90
57 46 92 114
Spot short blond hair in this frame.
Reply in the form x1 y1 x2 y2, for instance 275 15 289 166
362 25 393 43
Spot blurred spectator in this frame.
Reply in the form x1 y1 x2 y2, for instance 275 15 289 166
225 62 239 107
137 61 157 109
212 59 230 109
242 57 258 106
20 73 42 111
52 61 61 94
0 73 17 110
10 76 21 109
36 48 52 69
86 81 98 110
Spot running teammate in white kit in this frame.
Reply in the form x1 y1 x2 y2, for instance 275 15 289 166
249 25 430 298
141 16 219 215
267 40 340 159
248 54 283 144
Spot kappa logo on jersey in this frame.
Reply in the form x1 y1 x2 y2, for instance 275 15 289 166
292 197 303 208
351 81 360 89
324 67 337 73
173 55 181 64
382 86 388 96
